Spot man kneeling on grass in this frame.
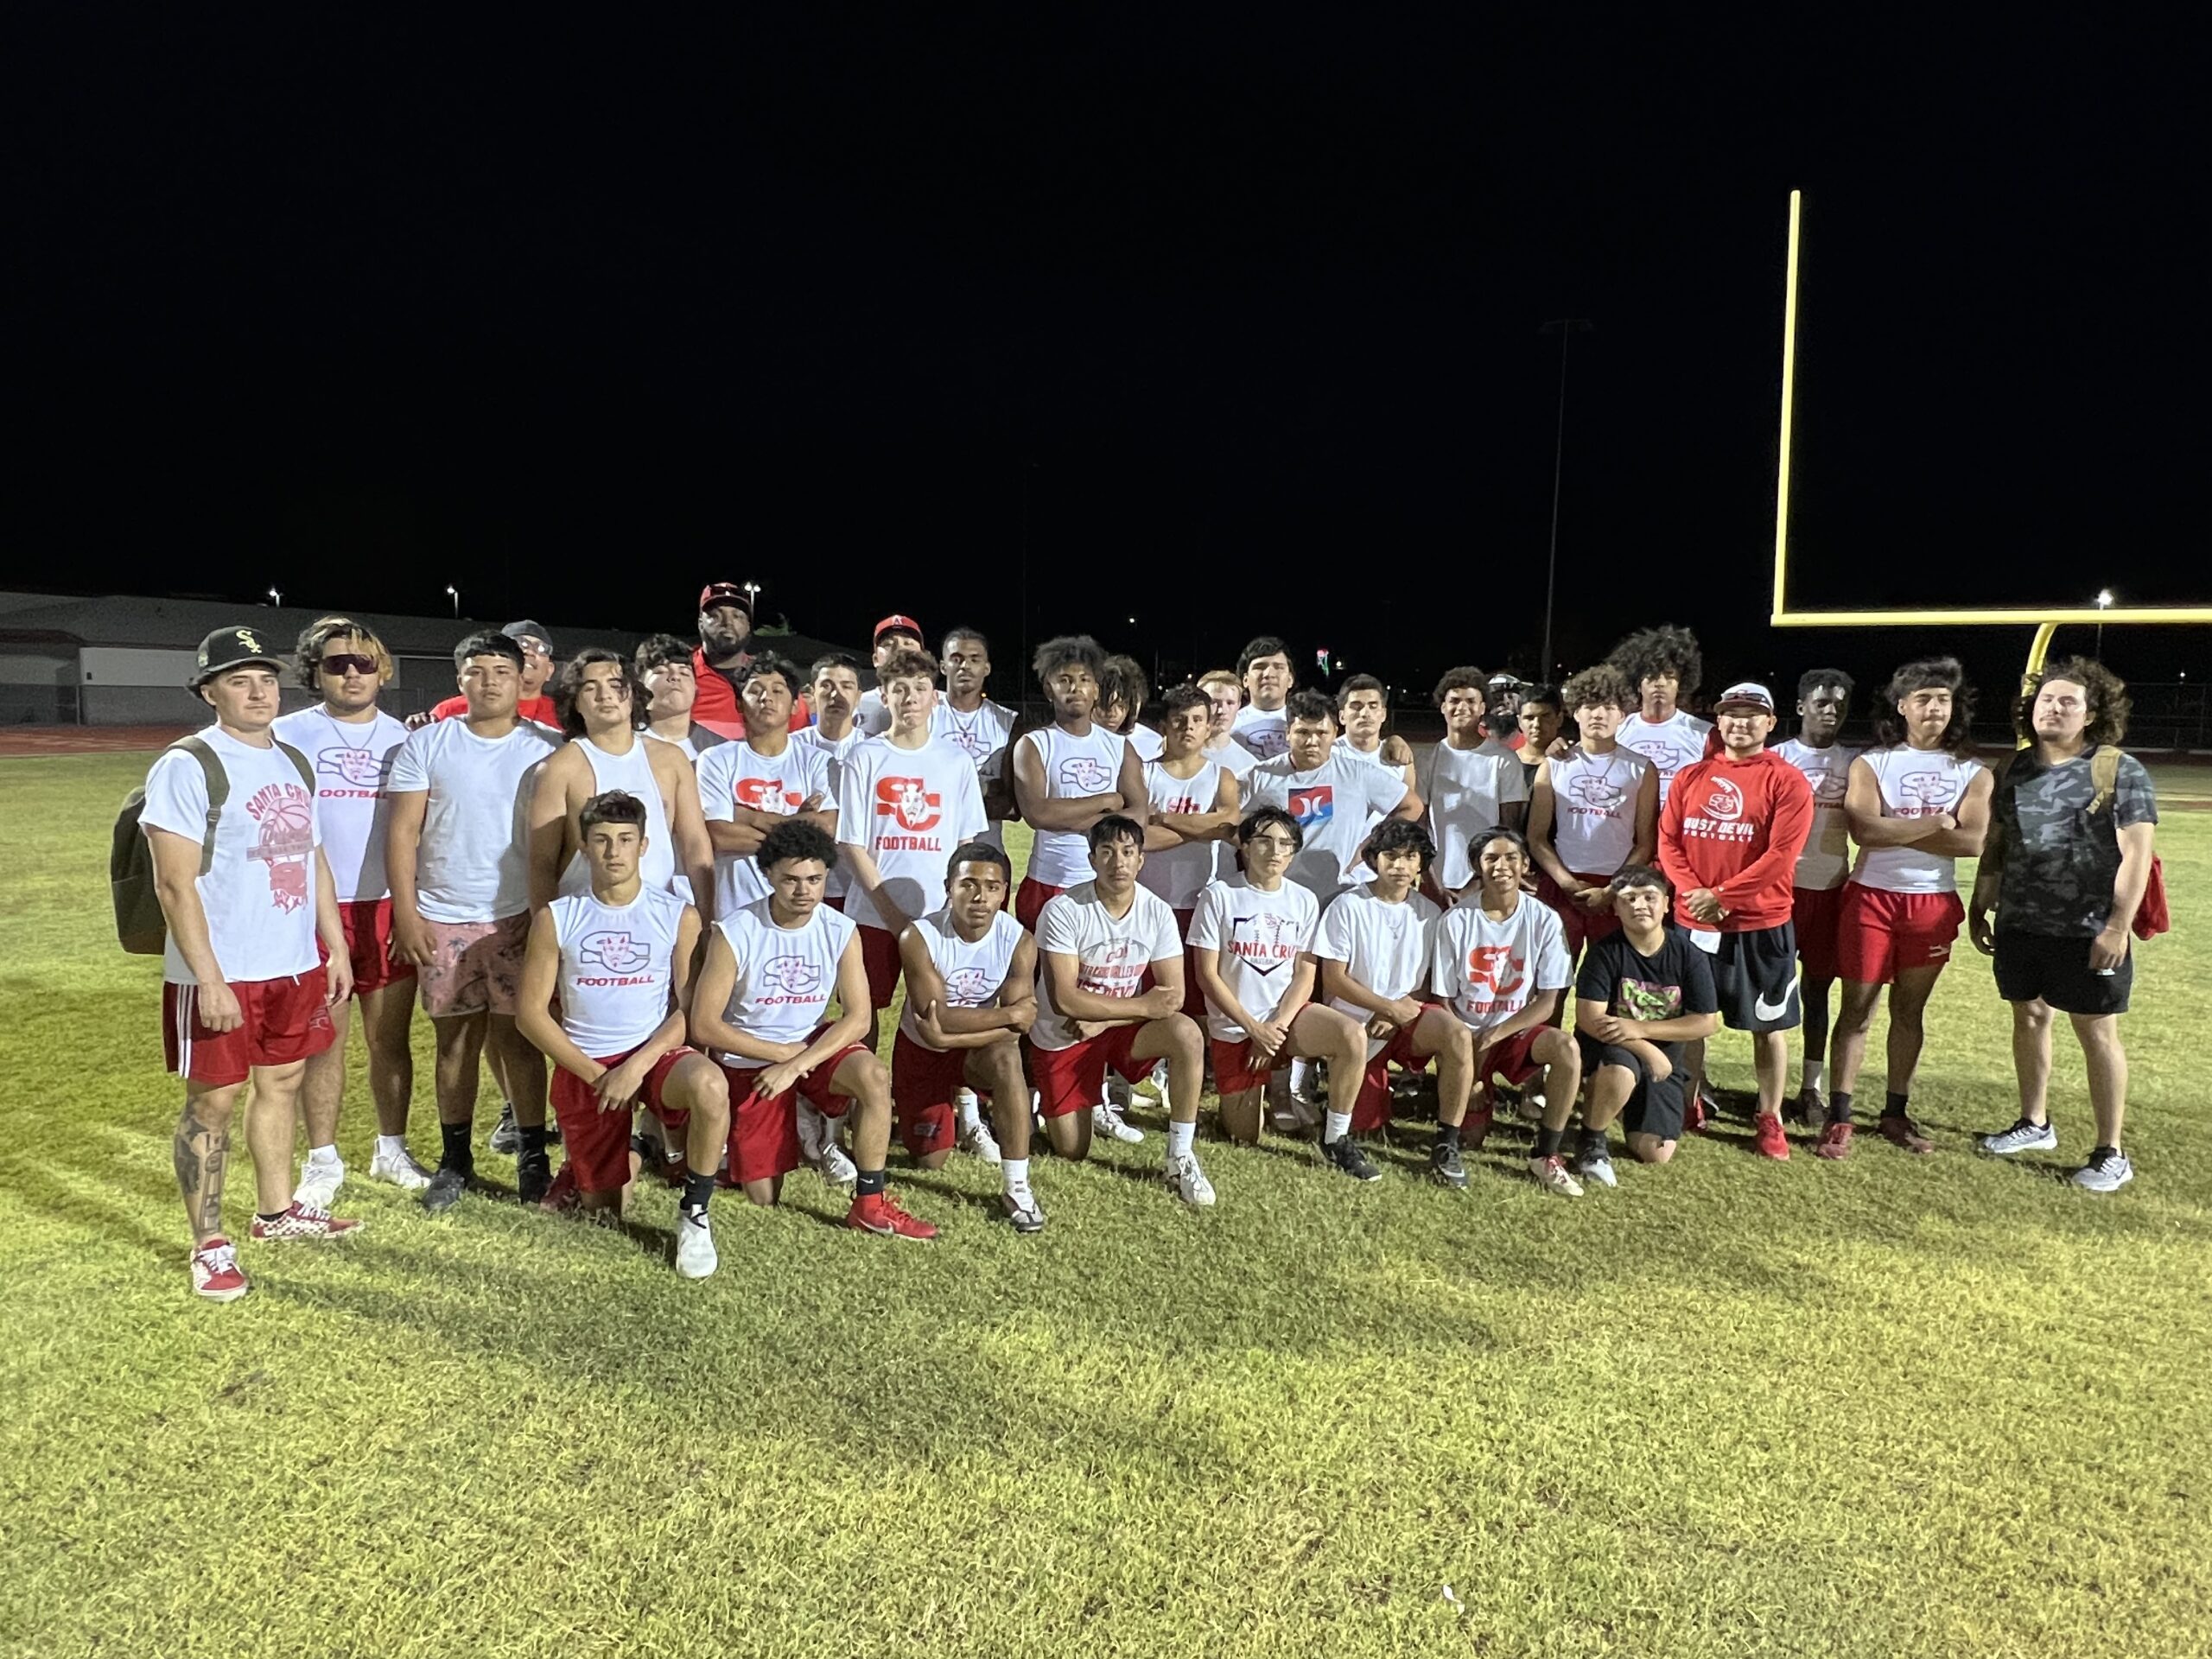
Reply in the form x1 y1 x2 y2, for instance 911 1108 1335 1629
517 791 731 1277
1190 808 1371 1178
689 819 938 1239
1570 867 1720 1185
1433 828 1584 1196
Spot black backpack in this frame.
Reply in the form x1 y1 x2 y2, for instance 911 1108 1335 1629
111 735 315 954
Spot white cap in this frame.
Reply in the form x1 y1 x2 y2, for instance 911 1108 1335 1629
1713 681 1776 715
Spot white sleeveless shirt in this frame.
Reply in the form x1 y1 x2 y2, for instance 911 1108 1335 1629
1018 723 1128 887
898 908 1025 1051
548 885 690 1056
1545 747 1650 875
557 735 677 898
1849 747 1985 894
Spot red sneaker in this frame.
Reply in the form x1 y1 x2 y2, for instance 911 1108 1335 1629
250 1203 365 1242
1751 1113 1790 1160
190 1236 250 1301
1463 1103 1494 1150
846 1190 938 1241
1815 1121 1853 1160
1685 1089 1709 1135
1877 1115 1936 1155
538 1161 581 1215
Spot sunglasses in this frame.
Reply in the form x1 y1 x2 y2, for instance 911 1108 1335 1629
319 653 378 676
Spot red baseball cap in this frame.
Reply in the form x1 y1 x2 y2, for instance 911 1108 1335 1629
874 613 923 644
699 582 753 615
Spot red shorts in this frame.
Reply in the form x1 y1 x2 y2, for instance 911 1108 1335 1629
163 974 335 1088
1173 908 1207 1019
1033 1025 1150 1119
550 1046 696 1195
716 1029 868 1185
891 1030 986 1159
1837 887 1967 984
857 923 902 1010
1792 884 1849 982
1478 1025 1547 1094
1351 1003 1444 1131
1014 877 1064 933
1537 869 1623 958
318 897 414 994
1209 1035 1276 1095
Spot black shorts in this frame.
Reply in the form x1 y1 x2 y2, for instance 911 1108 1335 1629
1992 931 2133 1017
1578 1036 1688 1141
1705 922 1801 1033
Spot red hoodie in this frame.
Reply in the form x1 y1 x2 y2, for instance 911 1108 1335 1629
691 646 811 739
1657 748 1814 931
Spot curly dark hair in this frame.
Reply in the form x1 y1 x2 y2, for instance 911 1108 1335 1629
552 648 650 739
2016 656 2131 749
1608 626 1703 698
1560 662 1636 713
1872 657 1975 755
758 818 840 874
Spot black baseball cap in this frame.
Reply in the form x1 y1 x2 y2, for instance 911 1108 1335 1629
191 626 288 686
502 620 555 653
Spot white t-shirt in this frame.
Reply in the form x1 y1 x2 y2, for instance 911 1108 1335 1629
897 908 1026 1051
1242 753 1409 898
556 735 678 899
1543 747 1652 878
272 706 408 903
854 688 893 738
1773 737 1861 891
1186 874 1319 1042
696 738 833 918
710 898 857 1066
548 885 690 1056
1318 885 1443 1058
1618 710 1712 804
835 734 988 932
1231 703 1289 761
1849 747 1986 895
1031 880 1183 1052
1017 723 1129 888
1137 757 1228 910
794 725 868 897
1205 736 1260 779
1417 738 1532 891
387 716 560 923
1432 895 1573 1037
1123 723 1164 762
141 728 325 986
930 696 1018 850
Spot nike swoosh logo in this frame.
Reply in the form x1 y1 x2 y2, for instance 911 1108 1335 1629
1754 988 1797 1021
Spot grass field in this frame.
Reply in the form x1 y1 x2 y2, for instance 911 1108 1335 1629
3 749 2209 1658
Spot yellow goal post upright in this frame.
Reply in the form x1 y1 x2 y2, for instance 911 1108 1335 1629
1766 188 2212 709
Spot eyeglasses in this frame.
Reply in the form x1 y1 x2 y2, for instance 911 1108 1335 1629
319 654 378 676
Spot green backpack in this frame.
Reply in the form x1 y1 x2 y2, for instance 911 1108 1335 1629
111 735 315 954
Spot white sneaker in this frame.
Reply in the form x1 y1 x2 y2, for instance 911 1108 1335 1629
368 1145 433 1191
1981 1118 2059 1157
1139 1058 1171 1100
294 1157 345 1211
2072 1150 2135 1193
1572 1147 1618 1190
675 1207 719 1278
1093 1102 1145 1144
1527 1154 1585 1198
957 1116 1002 1164
1166 1150 1217 1207
798 1103 856 1187
1001 1186 1046 1234
1104 1075 1134 1110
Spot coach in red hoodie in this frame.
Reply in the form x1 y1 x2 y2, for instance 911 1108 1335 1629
1658 682 1814 1160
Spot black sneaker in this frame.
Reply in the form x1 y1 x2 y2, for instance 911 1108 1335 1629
422 1165 471 1214
1428 1140 1469 1190
516 1148 552 1207
1320 1135 1382 1183
543 1115 562 1147
488 1103 519 1154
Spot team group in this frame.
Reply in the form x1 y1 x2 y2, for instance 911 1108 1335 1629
137 585 2160 1299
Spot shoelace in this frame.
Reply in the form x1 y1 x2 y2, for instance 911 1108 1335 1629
200 1242 238 1274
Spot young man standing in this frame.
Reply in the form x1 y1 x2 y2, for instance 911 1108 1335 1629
1821 659 1990 1159
1316 820 1477 1186
797 652 869 911
1433 828 1584 1194
1420 666 1532 899
528 649 715 915
694 653 836 920
1010 634 1146 931
274 618 424 1198
1612 626 1713 805
1139 684 1242 1018
895 842 1043 1227
1526 664 1658 959
1031 817 1212 1205
1191 810 1372 1175
635 632 730 761
1231 636 1296 761
931 627 1020 849
388 629 563 1211
1972 658 2158 1192
1771 670 1859 1122
689 820 937 1236
423 620 560 729
1100 655 1163 760
1516 684 1567 795
836 647 988 1039
1656 683 1815 1159
1573 868 1721 1179
144 626 361 1300
1242 691 1423 899
516 791 730 1275
1335 675 1417 794
855 613 925 737
1198 668 1260 779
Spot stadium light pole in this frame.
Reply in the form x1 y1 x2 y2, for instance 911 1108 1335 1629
742 581 761 615
446 584 460 619
266 586 282 607
2096 588 2113 656
1538 319 1593 678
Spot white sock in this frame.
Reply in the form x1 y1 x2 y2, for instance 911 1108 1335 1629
955 1090 982 1132
1802 1058 1827 1092
1324 1110 1351 1144
1290 1057 1314 1095
306 1143 341 1168
1001 1157 1030 1195
376 1134 408 1160
1167 1120 1195 1158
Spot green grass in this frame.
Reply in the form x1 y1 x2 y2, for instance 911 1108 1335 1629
3 751 2209 1658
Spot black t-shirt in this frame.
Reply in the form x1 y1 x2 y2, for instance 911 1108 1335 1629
1575 924 1719 1046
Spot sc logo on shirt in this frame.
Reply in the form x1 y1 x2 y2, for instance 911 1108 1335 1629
736 776 803 811
875 776 943 831
316 747 390 788
1570 774 1624 810
1465 944 1525 996
1058 757 1114 793
1700 778 1745 823
761 955 825 996
579 931 650 973
944 966 995 1005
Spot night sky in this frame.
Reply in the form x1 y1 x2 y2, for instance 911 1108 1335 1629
12 13 2203 704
